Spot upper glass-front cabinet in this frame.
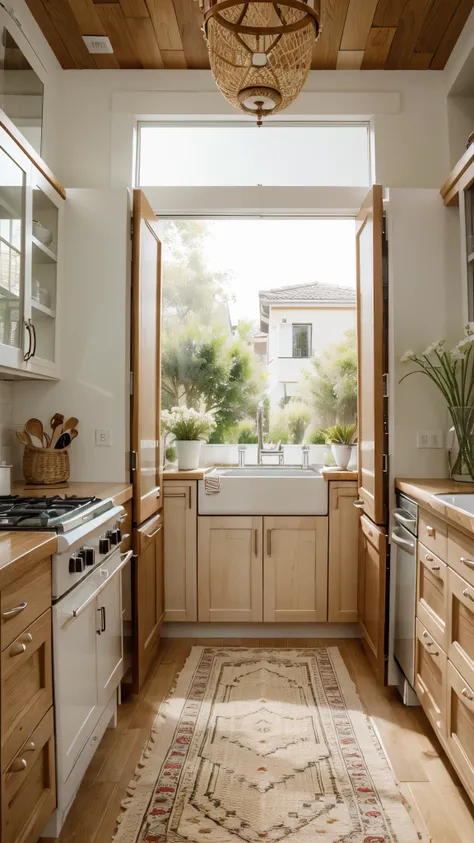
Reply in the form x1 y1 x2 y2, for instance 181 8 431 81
0 124 63 377
441 144 474 323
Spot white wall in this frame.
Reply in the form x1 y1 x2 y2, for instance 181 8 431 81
53 69 451 192
388 189 463 481
12 189 130 482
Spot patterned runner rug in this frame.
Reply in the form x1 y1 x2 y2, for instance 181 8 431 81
114 647 424 843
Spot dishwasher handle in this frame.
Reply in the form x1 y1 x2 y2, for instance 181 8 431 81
391 530 416 555
393 508 417 529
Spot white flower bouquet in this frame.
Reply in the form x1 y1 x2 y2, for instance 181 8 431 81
162 407 216 470
400 324 474 480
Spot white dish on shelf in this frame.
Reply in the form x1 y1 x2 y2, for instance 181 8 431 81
33 219 53 246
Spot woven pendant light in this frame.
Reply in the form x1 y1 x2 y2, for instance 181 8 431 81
195 0 320 125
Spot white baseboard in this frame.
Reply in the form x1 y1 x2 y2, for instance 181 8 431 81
162 622 360 638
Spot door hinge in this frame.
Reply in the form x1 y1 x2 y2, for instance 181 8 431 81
383 373 389 398
130 217 134 239
130 450 137 474
130 370 133 396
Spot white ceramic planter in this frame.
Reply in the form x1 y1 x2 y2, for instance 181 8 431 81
176 440 202 471
348 444 358 471
331 444 352 470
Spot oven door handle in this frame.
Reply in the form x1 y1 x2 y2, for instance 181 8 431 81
391 530 416 555
62 551 133 626
393 508 417 529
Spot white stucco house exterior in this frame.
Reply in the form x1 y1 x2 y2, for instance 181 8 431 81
258 282 356 408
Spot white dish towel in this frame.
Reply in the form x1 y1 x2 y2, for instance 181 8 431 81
204 474 221 495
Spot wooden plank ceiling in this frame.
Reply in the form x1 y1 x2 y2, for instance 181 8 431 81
25 0 474 71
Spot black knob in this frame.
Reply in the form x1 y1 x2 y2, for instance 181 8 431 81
69 555 78 574
99 536 111 554
79 547 95 566
75 556 85 573
109 528 121 546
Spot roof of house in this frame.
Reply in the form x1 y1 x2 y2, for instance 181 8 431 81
259 281 356 304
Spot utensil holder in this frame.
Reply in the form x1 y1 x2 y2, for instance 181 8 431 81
23 446 70 486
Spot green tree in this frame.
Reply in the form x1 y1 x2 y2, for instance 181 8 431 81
161 325 266 442
300 329 357 427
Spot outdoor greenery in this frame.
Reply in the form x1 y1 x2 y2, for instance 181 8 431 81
300 329 357 427
269 401 311 445
161 407 216 441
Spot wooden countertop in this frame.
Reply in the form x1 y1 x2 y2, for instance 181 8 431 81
11 481 133 507
396 478 474 535
0 531 57 590
164 467 211 480
320 469 358 481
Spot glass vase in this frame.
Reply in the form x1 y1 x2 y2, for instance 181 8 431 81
448 406 474 482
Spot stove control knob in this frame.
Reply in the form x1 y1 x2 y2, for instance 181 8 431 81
80 547 95 567
69 555 80 574
99 536 111 555
108 528 121 546
75 556 85 573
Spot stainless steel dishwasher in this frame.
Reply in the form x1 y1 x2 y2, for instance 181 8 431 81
392 492 418 693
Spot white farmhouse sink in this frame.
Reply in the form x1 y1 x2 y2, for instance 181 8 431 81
436 493 474 515
198 466 328 516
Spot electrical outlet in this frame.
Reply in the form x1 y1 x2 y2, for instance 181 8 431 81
416 430 444 449
95 429 112 447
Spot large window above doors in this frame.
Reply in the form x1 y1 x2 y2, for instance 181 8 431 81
138 122 370 187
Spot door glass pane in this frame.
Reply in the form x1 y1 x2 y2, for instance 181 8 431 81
0 145 24 348
0 29 44 155
31 184 57 361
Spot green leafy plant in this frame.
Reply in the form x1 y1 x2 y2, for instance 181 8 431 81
308 429 328 445
165 445 177 463
236 419 258 444
300 329 357 427
324 423 357 445
161 407 216 441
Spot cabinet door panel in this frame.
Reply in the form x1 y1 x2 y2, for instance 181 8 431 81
133 512 164 692
358 515 387 684
448 567 474 692
417 542 448 650
1 555 51 650
415 618 446 740
164 482 197 622
96 567 124 708
198 516 262 622
328 482 358 622
263 516 327 622
447 661 474 803
131 190 162 524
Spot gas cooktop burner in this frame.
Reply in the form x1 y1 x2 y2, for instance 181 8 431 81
0 495 115 531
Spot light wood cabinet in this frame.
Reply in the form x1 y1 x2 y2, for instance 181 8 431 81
358 515 387 684
447 567 474 692
414 618 446 740
2 708 55 843
164 481 197 622
417 542 448 650
198 516 262 622
132 511 164 692
446 661 474 803
328 482 358 623
419 508 448 560
263 516 328 622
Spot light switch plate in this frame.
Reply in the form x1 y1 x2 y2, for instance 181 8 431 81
416 430 444 449
95 428 112 447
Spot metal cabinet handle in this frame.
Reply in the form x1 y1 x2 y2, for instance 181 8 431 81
9 641 27 657
145 524 162 540
426 525 436 537
461 556 474 570
98 606 106 633
23 319 32 361
462 688 474 701
266 529 272 557
9 757 27 773
462 588 474 603
30 321 37 359
2 601 27 619
424 641 439 656
353 499 365 509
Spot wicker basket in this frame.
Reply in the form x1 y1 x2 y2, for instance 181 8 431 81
23 446 70 486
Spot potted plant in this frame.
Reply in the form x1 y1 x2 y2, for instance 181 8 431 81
324 424 357 470
161 407 216 471
400 326 474 481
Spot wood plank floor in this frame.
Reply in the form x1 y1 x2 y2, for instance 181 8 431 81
43 637 474 843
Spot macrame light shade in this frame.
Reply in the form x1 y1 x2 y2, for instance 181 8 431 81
196 0 320 125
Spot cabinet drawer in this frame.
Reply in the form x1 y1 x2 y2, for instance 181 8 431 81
360 514 382 552
448 526 474 590
2 708 55 843
447 661 474 802
1 557 51 650
419 509 447 560
1 610 53 771
417 542 448 649
448 568 474 691
414 618 447 738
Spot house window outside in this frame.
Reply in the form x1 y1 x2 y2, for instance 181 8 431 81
293 325 311 358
